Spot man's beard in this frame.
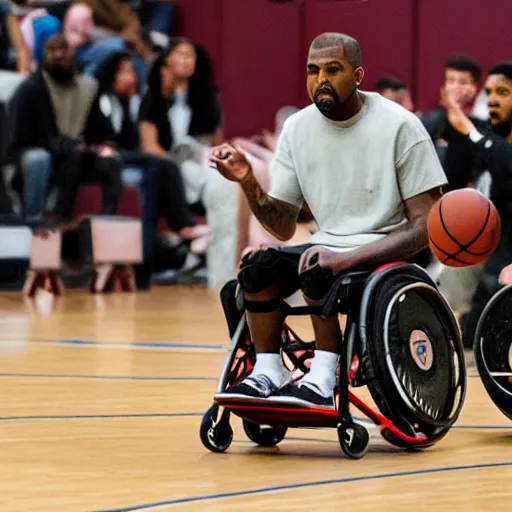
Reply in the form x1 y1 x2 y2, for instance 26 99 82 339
44 64 75 84
313 84 340 119
491 119 512 138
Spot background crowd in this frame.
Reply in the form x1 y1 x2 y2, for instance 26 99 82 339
0 0 511 350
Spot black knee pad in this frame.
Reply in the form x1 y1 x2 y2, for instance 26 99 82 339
299 264 334 301
238 248 281 294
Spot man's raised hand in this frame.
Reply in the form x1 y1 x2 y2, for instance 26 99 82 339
209 143 252 182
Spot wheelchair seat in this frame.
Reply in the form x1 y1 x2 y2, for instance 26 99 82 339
323 268 372 316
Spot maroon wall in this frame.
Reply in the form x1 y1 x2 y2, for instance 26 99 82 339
219 0 302 137
416 0 512 112
174 0 512 138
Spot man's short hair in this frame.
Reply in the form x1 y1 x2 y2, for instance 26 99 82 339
445 55 481 82
488 61 512 82
310 32 362 68
375 76 406 93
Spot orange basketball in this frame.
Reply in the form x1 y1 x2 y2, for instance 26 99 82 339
427 188 501 267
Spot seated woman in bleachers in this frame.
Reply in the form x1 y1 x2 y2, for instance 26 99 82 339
139 38 224 205
139 47 239 288
166 37 223 143
94 50 212 285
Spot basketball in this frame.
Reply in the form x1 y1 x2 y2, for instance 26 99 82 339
427 188 501 267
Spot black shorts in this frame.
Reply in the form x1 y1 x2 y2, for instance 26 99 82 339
239 244 313 297
238 243 433 299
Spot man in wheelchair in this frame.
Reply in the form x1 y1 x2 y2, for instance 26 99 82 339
210 32 447 408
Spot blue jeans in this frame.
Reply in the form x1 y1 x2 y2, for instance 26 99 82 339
20 148 52 218
120 152 197 288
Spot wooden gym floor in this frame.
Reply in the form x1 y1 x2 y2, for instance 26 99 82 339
0 285 511 512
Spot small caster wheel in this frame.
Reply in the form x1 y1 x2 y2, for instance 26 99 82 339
243 420 287 447
200 404 233 453
337 421 370 459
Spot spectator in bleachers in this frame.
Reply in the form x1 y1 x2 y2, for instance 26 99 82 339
421 55 485 192
166 37 223 145
64 1 146 88
0 0 30 73
139 38 223 205
18 2 145 86
94 51 211 270
139 48 238 288
375 76 414 112
62 3 94 53
63 2 123 76
440 61 512 347
8 33 123 223
18 2 62 70
80 0 149 59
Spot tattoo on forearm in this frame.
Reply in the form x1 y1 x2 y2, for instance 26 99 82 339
241 171 299 241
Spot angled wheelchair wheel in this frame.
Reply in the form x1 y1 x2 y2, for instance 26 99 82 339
200 404 233 453
473 284 512 420
360 264 466 447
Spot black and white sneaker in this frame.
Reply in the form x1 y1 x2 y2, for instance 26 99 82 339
214 374 279 402
271 382 335 408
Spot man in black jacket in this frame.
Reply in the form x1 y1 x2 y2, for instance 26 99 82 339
421 55 484 193
8 34 123 223
441 60 512 347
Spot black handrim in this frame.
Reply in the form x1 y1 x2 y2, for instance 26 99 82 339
385 285 456 423
362 268 465 440
473 285 512 419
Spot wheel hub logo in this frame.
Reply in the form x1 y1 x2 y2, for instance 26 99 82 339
409 330 433 371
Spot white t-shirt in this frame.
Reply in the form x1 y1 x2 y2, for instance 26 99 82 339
268 91 447 250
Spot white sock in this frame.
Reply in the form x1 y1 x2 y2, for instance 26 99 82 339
299 350 339 397
249 353 285 388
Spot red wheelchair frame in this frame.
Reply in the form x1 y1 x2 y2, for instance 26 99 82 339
200 262 466 458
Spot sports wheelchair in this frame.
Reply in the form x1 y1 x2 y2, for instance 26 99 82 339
473 284 512 420
200 262 467 459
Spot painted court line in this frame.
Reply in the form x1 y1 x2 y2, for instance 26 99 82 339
0 373 217 382
0 412 204 421
9 368 474 382
32 339 225 349
1 410 510 434
95 461 512 511
19 339 228 352
0 412 370 423
2 339 485 379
